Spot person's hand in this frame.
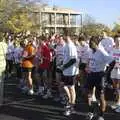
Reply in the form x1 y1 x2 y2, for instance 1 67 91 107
59 65 64 71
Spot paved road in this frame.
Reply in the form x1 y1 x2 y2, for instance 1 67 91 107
0 75 120 120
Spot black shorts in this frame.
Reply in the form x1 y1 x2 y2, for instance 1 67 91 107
56 67 63 74
86 72 105 93
79 63 87 70
38 68 49 77
22 67 33 72
62 75 76 86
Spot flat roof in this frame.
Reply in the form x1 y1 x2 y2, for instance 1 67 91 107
41 10 81 15
32 6 82 15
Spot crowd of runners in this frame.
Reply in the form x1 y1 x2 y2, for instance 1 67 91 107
1 30 120 120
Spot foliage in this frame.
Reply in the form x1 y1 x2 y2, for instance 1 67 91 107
81 14 112 36
82 23 112 36
0 0 47 33
0 0 20 31
6 9 33 33
112 23 120 33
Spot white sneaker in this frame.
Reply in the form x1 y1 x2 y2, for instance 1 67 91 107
63 109 71 116
42 94 49 99
111 103 120 109
36 86 44 95
97 116 104 120
28 89 34 95
42 90 52 99
86 112 94 120
115 106 120 113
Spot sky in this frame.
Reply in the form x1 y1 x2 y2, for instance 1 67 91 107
46 0 120 28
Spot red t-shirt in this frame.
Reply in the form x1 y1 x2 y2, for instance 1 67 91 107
39 44 51 70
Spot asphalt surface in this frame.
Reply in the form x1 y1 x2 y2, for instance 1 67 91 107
0 75 120 120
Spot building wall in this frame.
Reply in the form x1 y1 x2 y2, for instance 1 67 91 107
32 6 82 35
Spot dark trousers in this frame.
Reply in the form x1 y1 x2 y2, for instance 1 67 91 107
6 60 14 74
14 63 22 79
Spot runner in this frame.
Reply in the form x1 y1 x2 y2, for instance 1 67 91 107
86 36 115 120
55 35 65 102
110 35 120 113
13 41 23 80
37 39 52 99
6 35 14 78
78 35 92 99
0 32 8 105
60 32 79 116
99 31 115 87
21 36 36 95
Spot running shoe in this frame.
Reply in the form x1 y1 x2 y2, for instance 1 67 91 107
97 116 104 120
28 89 34 95
115 106 120 113
64 108 71 116
86 112 94 120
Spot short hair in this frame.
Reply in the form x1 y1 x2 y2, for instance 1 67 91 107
63 28 72 37
78 35 86 42
114 34 120 40
89 36 100 45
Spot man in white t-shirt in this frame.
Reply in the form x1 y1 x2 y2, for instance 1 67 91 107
86 36 115 120
60 34 79 116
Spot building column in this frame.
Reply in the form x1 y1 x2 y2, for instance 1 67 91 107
80 14 83 33
55 12 56 33
68 13 70 27
75 15 77 34
39 11 42 35
75 15 77 26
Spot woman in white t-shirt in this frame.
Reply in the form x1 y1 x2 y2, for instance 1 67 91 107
13 41 23 80
77 36 91 95
110 35 120 112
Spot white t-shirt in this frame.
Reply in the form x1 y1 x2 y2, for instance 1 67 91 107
13 47 23 64
76 45 81 64
110 48 120 79
6 42 14 60
63 41 79 76
55 44 65 66
88 48 113 72
99 37 115 55
79 43 91 64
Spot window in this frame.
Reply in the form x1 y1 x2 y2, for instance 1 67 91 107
70 15 76 25
56 14 64 25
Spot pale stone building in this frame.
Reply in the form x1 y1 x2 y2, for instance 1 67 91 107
31 6 82 35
